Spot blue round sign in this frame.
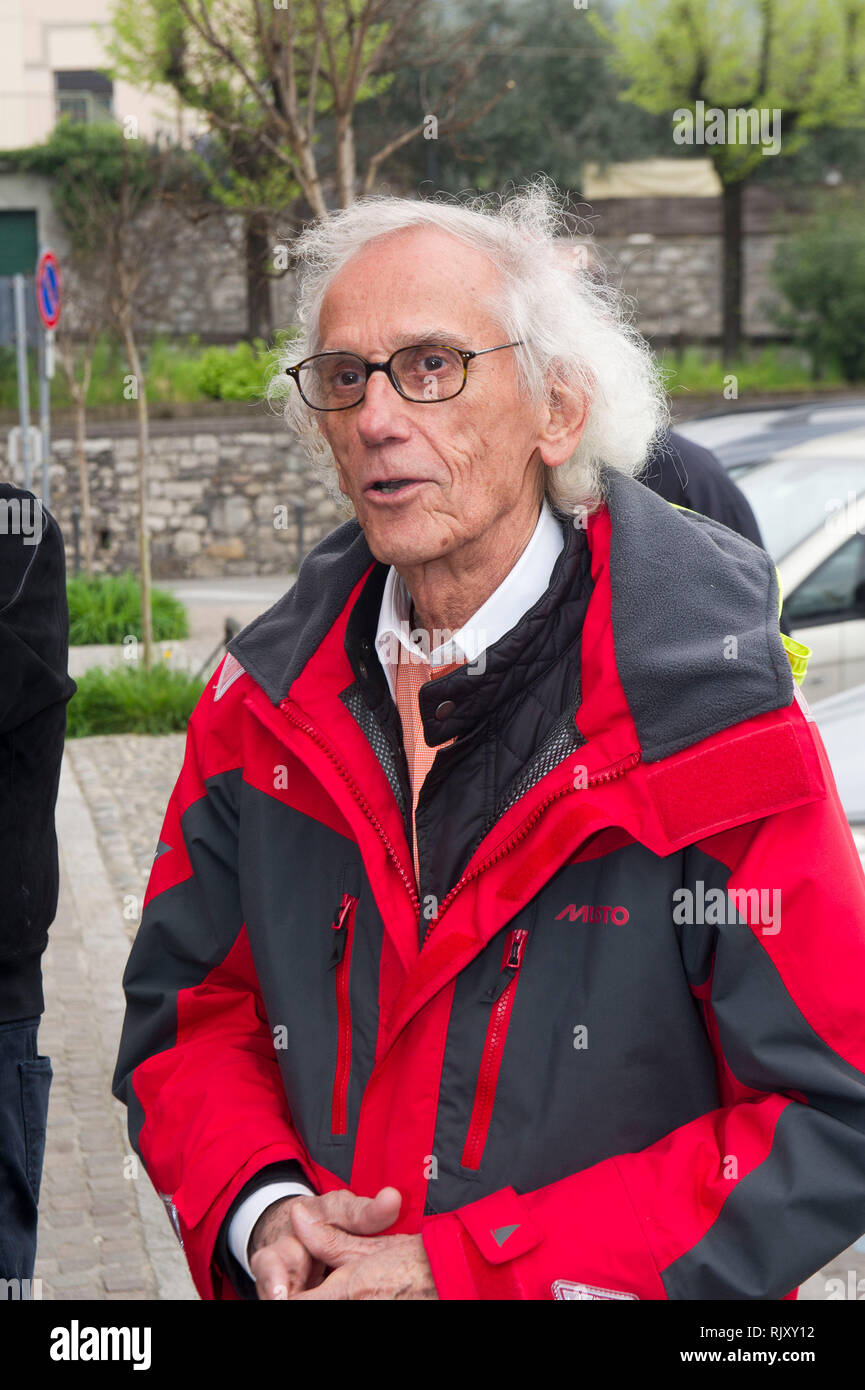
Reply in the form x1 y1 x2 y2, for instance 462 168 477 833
36 250 61 329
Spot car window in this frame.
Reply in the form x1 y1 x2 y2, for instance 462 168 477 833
786 535 865 626
738 458 865 559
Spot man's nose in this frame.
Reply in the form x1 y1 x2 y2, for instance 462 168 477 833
354 368 411 441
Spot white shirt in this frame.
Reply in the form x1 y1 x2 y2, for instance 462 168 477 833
374 497 566 699
228 498 566 1279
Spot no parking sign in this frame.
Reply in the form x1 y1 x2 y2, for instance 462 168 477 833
35 249 61 330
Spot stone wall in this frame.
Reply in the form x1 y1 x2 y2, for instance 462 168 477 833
1 171 797 346
0 419 349 579
584 233 782 340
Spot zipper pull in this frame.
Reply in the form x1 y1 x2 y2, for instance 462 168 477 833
485 928 528 1000
330 892 356 966
503 927 528 971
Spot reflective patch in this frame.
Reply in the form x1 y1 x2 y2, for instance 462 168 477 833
214 653 245 701
552 1279 637 1300
782 631 811 686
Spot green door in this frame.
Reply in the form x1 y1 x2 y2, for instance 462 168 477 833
0 210 38 275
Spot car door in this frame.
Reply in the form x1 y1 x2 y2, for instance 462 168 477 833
785 533 865 698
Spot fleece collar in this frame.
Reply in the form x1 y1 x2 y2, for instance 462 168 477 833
227 466 792 766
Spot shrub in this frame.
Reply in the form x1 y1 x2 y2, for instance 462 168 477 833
67 663 205 737
67 572 189 646
772 199 865 383
144 333 208 403
196 340 267 400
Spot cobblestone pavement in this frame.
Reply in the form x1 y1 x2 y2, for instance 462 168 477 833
35 737 196 1301
34 725 865 1301
65 734 188 944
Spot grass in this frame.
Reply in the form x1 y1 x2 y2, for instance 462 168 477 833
66 663 205 738
67 572 189 646
0 328 301 411
3 332 855 413
659 345 847 395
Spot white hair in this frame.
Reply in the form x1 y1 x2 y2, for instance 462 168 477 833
266 177 669 517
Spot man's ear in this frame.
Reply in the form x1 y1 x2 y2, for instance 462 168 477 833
537 374 589 469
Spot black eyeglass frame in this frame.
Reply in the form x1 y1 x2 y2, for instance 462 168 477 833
284 340 524 411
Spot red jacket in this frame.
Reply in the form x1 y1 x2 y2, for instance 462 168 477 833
113 469 865 1300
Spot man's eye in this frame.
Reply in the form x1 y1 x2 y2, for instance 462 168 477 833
419 355 445 372
324 364 361 389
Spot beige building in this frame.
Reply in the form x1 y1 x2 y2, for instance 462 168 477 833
0 0 201 149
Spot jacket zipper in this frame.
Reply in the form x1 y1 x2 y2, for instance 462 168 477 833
330 891 358 1135
461 927 529 1171
278 697 639 944
279 699 420 915
423 751 641 945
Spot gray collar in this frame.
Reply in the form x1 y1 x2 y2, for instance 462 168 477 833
227 467 791 764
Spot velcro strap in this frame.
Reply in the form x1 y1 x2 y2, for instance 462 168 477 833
646 722 818 845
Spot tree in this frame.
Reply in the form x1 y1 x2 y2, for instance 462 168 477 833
9 119 186 669
354 0 675 196
106 0 514 337
592 0 865 362
107 0 301 340
772 192 865 382
55 266 109 578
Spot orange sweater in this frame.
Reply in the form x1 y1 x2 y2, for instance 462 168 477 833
392 647 465 886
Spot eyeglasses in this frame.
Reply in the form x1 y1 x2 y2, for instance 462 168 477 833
284 341 524 411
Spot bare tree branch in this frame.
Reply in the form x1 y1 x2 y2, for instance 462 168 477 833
362 77 515 194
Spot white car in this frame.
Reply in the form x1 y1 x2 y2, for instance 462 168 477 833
809 682 865 875
736 429 865 700
676 400 865 477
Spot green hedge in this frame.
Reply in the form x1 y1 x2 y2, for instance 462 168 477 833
67 572 189 646
67 664 205 737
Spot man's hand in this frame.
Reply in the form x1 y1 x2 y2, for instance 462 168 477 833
248 1186 405 1299
286 1194 439 1300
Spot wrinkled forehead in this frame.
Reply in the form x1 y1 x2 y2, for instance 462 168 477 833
317 225 506 352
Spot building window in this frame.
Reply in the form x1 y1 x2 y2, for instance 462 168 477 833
54 70 114 125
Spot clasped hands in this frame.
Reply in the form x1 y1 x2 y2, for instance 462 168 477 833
248 1186 438 1300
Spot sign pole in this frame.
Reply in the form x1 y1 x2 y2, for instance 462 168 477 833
40 325 53 510
13 274 32 490
34 247 61 510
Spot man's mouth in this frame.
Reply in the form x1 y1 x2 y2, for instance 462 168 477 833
368 478 424 493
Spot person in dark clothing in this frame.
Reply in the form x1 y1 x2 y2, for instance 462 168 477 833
640 429 791 634
641 429 765 547
0 484 76 1292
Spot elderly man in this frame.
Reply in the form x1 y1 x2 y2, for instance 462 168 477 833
113 185 865 1303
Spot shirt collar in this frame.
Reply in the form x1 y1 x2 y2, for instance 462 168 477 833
374 497 565 702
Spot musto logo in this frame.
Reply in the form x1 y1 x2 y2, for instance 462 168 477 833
555 904 630 924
